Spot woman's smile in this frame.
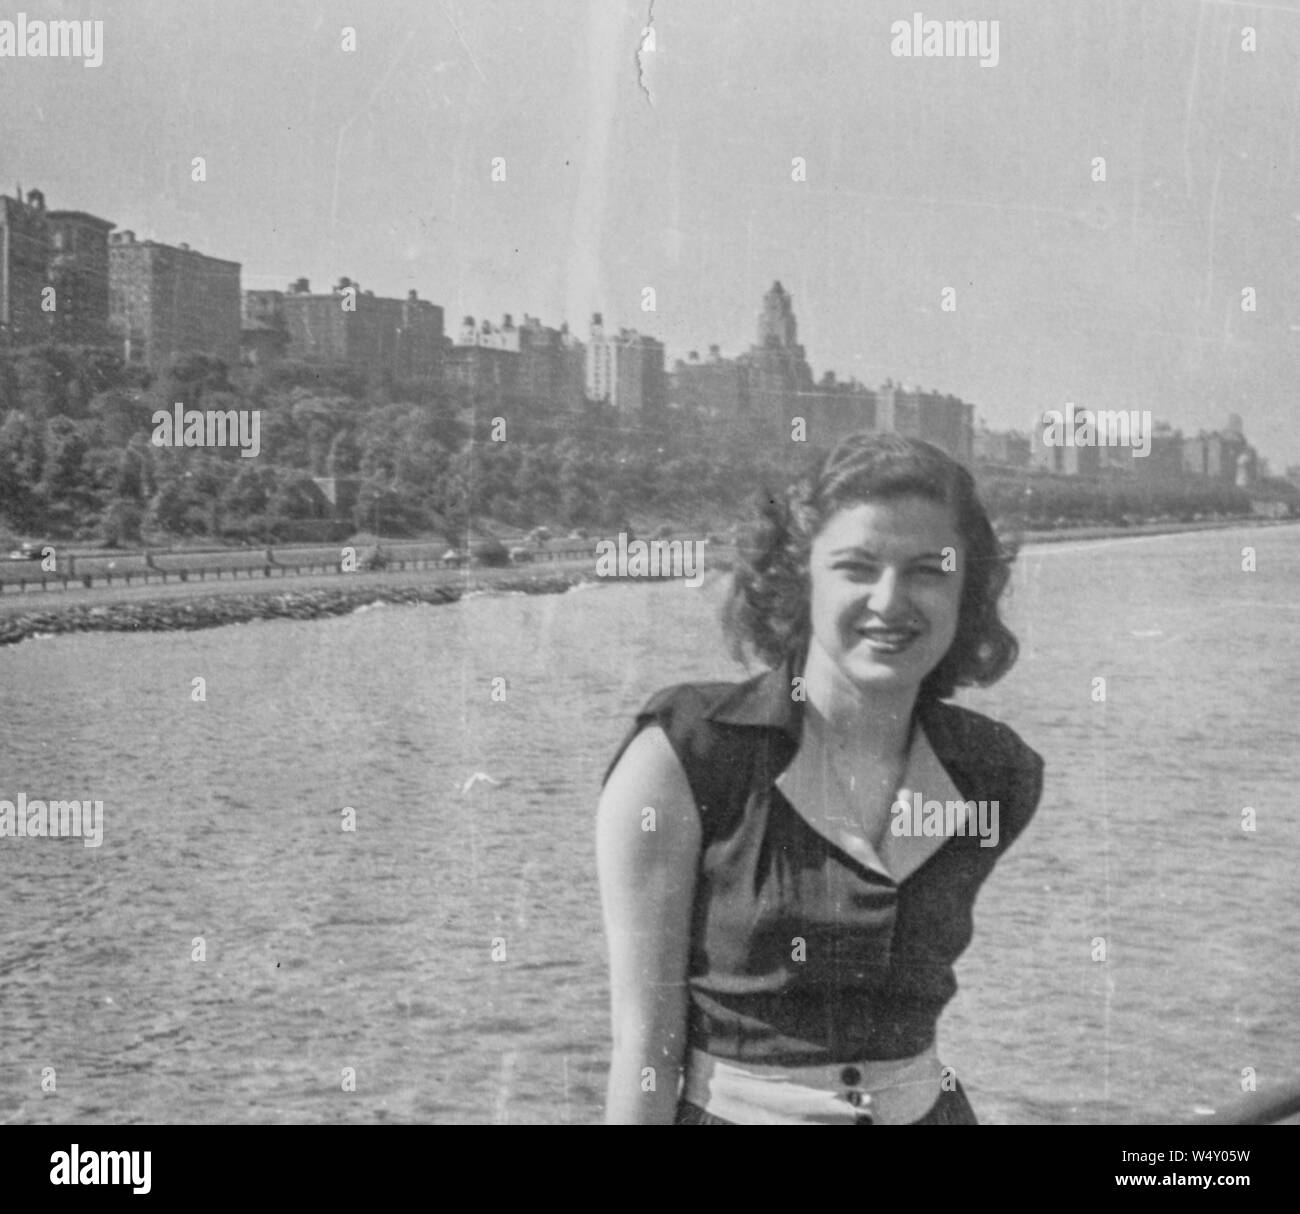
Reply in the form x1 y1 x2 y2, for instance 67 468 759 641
852 620 924 656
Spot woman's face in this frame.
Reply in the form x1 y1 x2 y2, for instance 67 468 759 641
807 495 966 696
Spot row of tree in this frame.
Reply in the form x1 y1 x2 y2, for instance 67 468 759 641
977 473 1272 529
0 343 1293 547
0 344 789 544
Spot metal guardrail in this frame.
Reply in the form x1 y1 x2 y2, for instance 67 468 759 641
0 543 596 594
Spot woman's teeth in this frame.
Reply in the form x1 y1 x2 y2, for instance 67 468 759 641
855 626 919 652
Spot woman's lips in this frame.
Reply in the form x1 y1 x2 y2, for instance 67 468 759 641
853 624 922 654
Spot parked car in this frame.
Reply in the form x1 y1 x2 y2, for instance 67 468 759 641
509 546 534 564
6 541 47 561
440 548 466 566
471 538 511 567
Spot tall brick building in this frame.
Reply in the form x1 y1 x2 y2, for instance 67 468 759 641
671 345 747 418
445 314 521 403
973 426 1032 469
585 313 665 414
1030 411 1101 476
240 288 290 365
108 231 241 370
1183 423 1256 487
915 388 973 464
279 278 443 384
518 314 584 411
1135 421 1186 479
446 312 585 410
796 374 878 448
0 187 52 347
47 209 115 346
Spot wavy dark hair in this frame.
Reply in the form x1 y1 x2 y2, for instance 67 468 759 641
722 432 1019 701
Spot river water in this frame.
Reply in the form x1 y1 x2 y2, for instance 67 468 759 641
2 524 1297 1124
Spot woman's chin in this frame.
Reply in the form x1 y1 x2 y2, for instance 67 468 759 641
839 655 926 694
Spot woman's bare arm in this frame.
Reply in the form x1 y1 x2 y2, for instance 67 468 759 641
595 724 702 1124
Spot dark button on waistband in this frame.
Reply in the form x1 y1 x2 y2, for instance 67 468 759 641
840 1066 862 1087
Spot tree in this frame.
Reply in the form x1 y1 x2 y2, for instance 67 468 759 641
0 410 43 528
101 498 143 546
221 464 272 524
11 349 63 420
88 387 153 448
326 427 361 476
161 353 233 406
40 416 98 533
253 357 367 401
112 440 151 501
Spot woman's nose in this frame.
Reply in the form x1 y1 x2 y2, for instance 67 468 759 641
866 567 910 619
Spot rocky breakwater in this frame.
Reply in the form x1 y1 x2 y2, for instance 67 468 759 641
0 571 597 647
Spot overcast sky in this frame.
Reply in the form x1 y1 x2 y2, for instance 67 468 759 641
3 0 1299 466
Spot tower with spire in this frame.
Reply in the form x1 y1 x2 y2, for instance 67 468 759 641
757 280 801 349
740 281 814 424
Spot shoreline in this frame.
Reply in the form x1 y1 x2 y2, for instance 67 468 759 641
0 568 596 647
0 516 1291 648
1015 516 1285 547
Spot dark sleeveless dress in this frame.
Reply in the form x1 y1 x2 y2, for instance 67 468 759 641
604 656 1045 1125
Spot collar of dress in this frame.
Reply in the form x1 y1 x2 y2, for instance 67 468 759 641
705 654 973 881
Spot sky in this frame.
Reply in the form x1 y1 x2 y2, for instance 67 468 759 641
3 0 1299 467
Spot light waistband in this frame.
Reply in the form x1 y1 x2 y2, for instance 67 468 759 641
682 1046 944 1125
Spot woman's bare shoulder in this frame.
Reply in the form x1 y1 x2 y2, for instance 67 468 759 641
598 725 701 851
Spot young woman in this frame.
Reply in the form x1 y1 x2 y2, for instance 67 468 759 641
596 432 1043 1125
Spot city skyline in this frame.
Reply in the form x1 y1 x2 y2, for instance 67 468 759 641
0 177 1277 486
2 1 1298 465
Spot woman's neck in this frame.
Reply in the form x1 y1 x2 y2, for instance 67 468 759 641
799 642 919 761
